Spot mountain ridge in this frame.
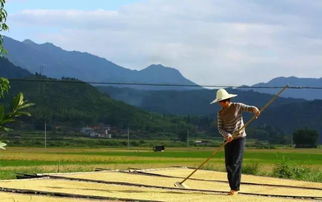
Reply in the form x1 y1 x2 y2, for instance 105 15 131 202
4 36 201 90
0 57 32 78
244 76 322 100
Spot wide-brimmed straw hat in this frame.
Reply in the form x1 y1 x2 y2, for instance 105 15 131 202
210 88 237 104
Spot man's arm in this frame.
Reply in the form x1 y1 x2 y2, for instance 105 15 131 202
239 103 260 118
217 113 233 141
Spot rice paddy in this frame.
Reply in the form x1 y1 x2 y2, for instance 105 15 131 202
0 147 321 180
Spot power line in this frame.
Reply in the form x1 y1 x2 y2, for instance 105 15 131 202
9 78 322 90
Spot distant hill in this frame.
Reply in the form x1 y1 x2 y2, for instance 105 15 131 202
253 99 322 143
3 36 201 90
98 86 322 143
5 76 195 139
98 86 304 115
254 99 322 132
0 57 32 78
243 77 322 100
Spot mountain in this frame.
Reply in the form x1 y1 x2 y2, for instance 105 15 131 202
0 57 32 78
253 99 322 143
6 75 194 139
129 64 199 90
98 86 322 143
98 86 304 115
254 99 322 132
243 77 322 100
3 36 201 90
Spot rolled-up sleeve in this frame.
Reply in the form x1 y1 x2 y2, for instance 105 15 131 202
217 112 231 138
238 103 256 113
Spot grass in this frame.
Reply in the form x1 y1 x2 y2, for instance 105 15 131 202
272 159 322 182
242 162 260 175
0 147 321 182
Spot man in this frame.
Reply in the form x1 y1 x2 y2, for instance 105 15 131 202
211 88 260 195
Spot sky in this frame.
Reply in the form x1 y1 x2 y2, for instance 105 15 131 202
4 0 322 86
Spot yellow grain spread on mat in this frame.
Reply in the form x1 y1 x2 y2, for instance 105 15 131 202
0 168 321 201
0 192 89 202
48 168 322 197
0 178 308 202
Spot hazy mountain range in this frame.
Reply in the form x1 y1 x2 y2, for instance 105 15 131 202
3 36 322 99
242 77 322 100
3 36 200 90
97 86 304 115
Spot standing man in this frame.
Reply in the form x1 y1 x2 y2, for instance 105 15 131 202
210 88 260 195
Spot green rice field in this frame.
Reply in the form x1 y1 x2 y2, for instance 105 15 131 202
0 147 321 182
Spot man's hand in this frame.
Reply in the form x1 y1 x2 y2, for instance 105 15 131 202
226 135 233 142
253 107 260 118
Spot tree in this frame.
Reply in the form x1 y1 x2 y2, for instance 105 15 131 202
0 1 33 149
1 0 9 55
0 78 34 149
293 128 319 148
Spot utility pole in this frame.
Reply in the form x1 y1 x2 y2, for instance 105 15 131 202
40 64 46 75
40 66 43 75
40 65 47 150
127 127 130 149
186 129 189 147
44 121 47 149
290 134 293 148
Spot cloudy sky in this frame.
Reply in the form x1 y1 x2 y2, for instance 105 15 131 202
4 0 322 85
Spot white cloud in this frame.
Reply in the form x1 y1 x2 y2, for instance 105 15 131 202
7 0 322 85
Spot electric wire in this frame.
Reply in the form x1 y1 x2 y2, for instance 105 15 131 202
9 78 322 90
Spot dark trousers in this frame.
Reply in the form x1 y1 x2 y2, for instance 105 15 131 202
224 137 245 191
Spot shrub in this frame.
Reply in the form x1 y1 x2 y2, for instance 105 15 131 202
272 160 322 182
273 160 294 178
242 162 259 175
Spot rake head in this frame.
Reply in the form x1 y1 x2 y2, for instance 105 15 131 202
174 182 189 188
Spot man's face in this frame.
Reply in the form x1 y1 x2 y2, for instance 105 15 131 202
219 99 230 108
